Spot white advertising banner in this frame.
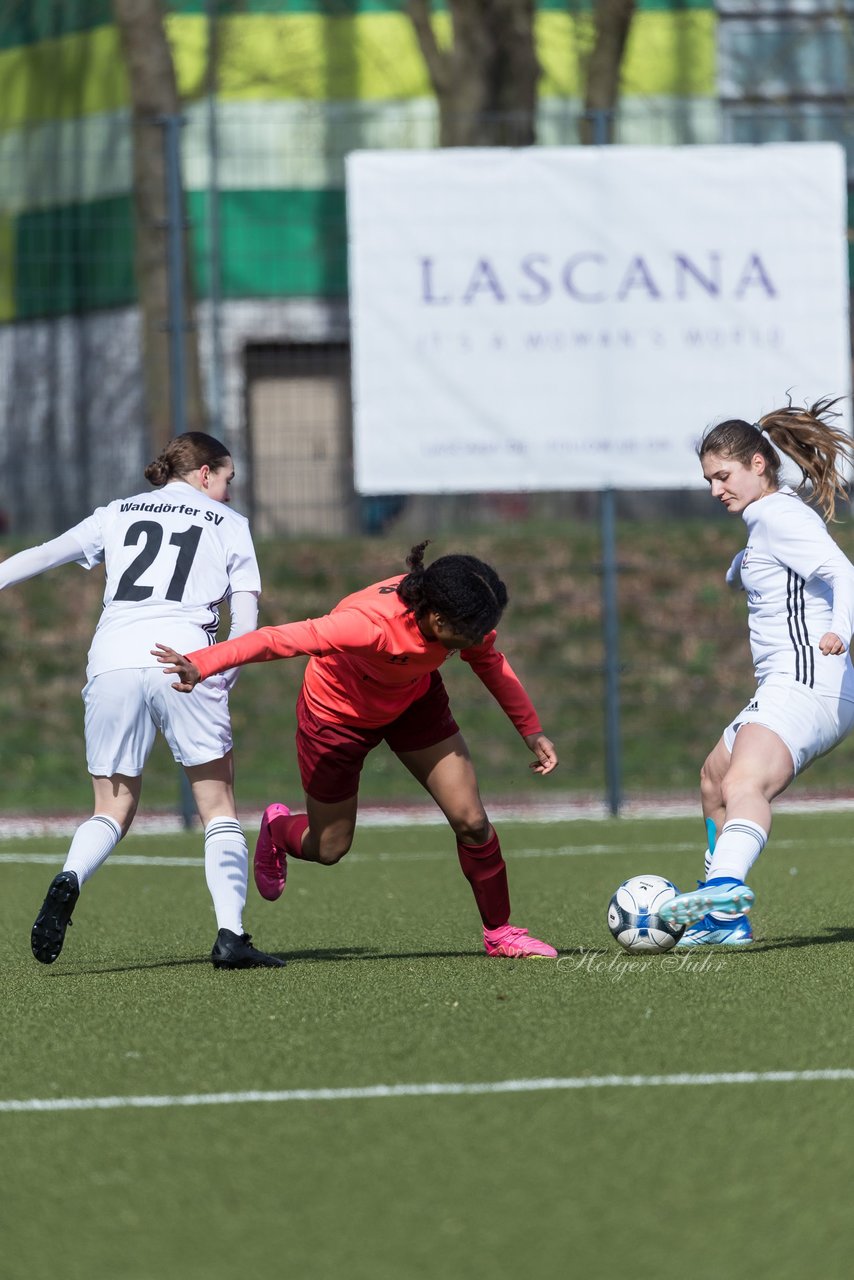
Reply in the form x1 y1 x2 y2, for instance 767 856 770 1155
346 144 851 493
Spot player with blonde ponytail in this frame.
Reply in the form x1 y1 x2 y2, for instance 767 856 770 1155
662 396 854 945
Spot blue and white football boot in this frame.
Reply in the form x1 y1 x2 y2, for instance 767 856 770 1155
673 824 755 946
659 876 755 929
676 910 753 948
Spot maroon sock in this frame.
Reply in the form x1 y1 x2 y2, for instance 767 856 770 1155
269 812 310 859
456 829 510 930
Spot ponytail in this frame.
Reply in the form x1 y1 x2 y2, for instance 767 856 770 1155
698 395 852 520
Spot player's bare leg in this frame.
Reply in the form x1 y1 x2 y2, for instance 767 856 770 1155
91 772 143 834
670 725 792 936
254 792 359 902
187 753 237 824
302 794 360 864
719 723 793 829
700 735 730 864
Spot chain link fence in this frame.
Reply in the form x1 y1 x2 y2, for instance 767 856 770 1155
2 91 853 533
1 91 854 808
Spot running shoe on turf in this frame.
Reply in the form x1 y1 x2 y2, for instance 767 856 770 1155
675 912 754 947
483 925 558 958
210 929 286 969
254 803 290 901
31 870 80 964
660 879 754 929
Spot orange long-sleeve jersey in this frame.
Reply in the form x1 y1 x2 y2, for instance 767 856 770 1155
188 575 542 737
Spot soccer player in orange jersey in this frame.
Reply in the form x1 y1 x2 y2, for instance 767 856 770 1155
155 541 558 958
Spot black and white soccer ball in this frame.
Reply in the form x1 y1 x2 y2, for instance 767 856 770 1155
607 874 685 954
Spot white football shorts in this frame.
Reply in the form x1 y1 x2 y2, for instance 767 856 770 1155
83 667 233 776
724 672 854 775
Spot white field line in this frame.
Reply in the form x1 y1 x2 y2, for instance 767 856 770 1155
2 1070 854 1114
3 792 854 838
0 853 207 867
0 845 690 868
0 835 846 869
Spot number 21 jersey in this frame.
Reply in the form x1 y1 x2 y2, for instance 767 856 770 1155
68 480 261 679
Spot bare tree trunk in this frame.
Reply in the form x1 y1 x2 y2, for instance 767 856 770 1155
112 0 205 452
580 0 636 145
408 0 539 147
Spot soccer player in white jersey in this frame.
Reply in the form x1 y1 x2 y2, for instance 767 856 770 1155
0 432 283 970
660 396 854 947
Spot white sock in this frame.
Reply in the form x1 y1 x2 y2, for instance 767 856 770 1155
204 817 248 935
703 848 712 879
63 814 122 887
707 818 767 884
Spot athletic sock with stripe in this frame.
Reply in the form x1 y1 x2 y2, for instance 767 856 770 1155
204 816 248 935
706 818 767 918
63 814 122 887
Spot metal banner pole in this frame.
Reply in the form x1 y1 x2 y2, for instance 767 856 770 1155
600 486 623 816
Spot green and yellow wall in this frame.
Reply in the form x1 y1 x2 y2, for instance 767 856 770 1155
0 0 718 325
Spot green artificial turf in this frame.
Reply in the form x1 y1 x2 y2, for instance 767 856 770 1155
2 811 853 1279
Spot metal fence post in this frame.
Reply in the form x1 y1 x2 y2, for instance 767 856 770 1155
585 104 623 816
158 112 188 438
583 107 613 147
600 488 623 817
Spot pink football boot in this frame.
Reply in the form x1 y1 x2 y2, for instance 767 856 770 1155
254 803 291 901
483 924 558 958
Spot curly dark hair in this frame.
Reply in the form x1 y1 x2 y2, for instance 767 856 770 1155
396 541 508 641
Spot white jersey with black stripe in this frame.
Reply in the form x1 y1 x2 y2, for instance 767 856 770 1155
65 481 261 679
740 486 854 699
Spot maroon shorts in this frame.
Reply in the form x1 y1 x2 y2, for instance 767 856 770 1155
295 671 460 803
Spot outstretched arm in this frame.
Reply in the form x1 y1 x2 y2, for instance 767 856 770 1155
154 609 385 686
0 529 91 589
153 644 201 692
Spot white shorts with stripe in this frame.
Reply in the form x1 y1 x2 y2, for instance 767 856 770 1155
83 668 232 777
723 673 854 776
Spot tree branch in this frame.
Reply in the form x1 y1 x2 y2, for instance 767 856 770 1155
406 0 451 96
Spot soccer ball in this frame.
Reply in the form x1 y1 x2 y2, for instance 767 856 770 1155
607 874 685 954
